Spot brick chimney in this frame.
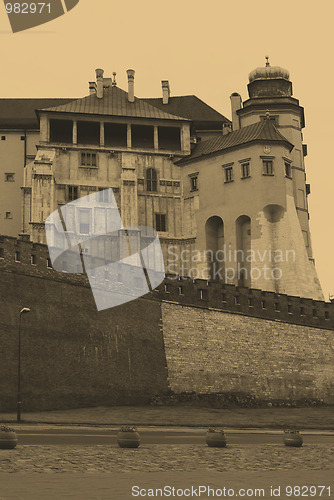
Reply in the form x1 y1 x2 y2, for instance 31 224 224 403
127 69 135 103
96 68 104 99
161 80 170 104
230 92 242 131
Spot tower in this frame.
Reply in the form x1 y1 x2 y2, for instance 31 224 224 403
178 58 324 300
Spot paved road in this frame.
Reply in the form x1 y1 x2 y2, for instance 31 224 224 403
16 428 334 446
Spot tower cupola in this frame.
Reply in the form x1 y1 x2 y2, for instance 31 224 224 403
248 57 292 98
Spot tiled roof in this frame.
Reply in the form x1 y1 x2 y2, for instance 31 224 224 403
143 95 230 126
0 98 75 129
40 86 189 122
178 118 294 164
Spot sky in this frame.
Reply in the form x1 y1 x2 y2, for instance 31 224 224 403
0 0 333 299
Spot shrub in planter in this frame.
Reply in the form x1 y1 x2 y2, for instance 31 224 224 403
205 428 227 448
283 429 303 447
0 425 18 449
117 426 140 448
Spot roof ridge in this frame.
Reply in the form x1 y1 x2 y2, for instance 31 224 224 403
39 86 189 121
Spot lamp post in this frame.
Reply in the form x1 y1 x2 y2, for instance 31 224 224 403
17 307 31 423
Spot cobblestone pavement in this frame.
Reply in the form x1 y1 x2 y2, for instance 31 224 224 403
0 469 333 500
0 444 333 473
1 445 333 499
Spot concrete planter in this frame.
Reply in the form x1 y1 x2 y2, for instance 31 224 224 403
0 428 18 449
205 429 227 448
283 430 303 447
117 428 140 448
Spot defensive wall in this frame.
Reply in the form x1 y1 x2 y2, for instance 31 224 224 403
0 235 334 410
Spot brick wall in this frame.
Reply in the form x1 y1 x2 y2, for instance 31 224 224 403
161 301 334 403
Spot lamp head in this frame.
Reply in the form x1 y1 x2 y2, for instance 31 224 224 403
20 308 31 315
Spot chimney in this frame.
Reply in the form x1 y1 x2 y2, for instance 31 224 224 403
230 92 242 131
161 80 170 104
95 68 104 99
222 122 232 135
126 69 135 103
89 81 96 95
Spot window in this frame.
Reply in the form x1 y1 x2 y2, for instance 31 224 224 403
300 306 305 315
190 175 198 191
248 298 253 307
31 255 36 265
325 311 330 320
155 213 166 232
285 162 292 178
146 168 157 192
5 173 15 182
274 302 280 311
263 160 274 175
288 304 292 313
79 209 91 235
47 258 52 268
261 300 266 309
241 162 250 178
178 286 184 295
21 136 25 141
1 136 6 141
0 248 4 258
81 152 97 167
14 251 20 262
98 188 109 203
5 211 12 219
224 166 233 182
68 185 78 201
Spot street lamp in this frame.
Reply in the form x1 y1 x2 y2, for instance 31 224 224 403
17 307 31 423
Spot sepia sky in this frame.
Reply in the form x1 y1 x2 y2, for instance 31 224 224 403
0 0 333 298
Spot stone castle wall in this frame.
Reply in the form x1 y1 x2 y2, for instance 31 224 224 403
0 236 168 411
0 235 333 409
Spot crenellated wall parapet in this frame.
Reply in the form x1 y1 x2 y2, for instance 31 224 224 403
153 275 334 331
1 234 333 330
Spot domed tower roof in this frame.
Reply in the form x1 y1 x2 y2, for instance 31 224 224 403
247 57 292 98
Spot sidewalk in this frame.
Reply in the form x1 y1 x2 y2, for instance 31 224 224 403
1 405 334 430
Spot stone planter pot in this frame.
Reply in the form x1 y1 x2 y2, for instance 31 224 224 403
205 430 227 448
117 431 141 448
283 431 303 447
0 430 18 449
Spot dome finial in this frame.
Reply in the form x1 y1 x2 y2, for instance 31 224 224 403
265 109 271 119
265 55 270 67
112 72 117 87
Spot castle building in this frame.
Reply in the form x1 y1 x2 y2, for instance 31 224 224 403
2 61 324 300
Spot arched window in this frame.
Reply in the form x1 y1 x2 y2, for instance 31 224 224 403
146 168 157 192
